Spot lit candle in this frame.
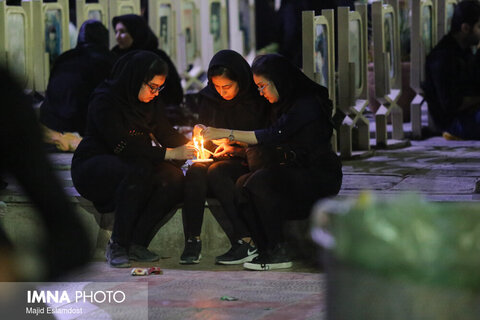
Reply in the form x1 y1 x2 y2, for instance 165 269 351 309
193 137 200 159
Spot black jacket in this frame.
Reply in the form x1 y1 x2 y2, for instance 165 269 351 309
252 54 339 170
73 51 188 165
39 20 114 135
422 34 480 130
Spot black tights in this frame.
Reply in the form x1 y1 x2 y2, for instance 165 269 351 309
182 159 251 243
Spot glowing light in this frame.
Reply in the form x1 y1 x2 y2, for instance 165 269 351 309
193 136 208 160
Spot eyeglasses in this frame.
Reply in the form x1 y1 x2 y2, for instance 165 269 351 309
257 82 270 94
145 82 165 94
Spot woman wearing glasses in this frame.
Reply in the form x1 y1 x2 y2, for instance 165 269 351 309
71 51 196 268
112 14 183 109
202 54 342 270
180 50 269 265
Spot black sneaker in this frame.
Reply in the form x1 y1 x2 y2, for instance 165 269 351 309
215 239 258 265
106 240 131 268
129 244 159 262
243 244 292 271
179 239 202 264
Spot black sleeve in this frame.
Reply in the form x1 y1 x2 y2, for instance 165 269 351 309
152 108 190 148
255 97 326 144
90 97 168 161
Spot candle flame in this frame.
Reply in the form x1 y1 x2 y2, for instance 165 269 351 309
193 136 207 160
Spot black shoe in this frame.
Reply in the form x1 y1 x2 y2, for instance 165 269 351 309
179 238 202 264
215 239 258 265
243 244 292 271
106 240 131 268
128 244 159 262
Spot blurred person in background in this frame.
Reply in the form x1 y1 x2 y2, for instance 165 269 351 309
423 0 480 140
0 65 91 281
39 20 114 152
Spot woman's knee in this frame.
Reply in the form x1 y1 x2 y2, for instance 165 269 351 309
154 164 185 190
242 169 275 194
186 163 208 181
207 162 228 186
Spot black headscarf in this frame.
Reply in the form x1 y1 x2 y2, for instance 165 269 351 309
76 19 109 49
111 14 158 53
252 53 332 119
92 50 165 132
199 49 269 130
111 14 183 106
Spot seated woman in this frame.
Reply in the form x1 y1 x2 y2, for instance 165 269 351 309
180 50 269 265
39 20 114 152
202 54 343 271
111 14 183 109
71 50 196 268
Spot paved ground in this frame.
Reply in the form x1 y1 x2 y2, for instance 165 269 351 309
340 137 480 201
2 135 480 319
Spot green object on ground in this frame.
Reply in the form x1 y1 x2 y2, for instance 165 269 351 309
313 192 480 292
220 295 238 301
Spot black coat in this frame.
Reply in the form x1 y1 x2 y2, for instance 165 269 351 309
73 51 188 165
252 54 340 172
39 20 114 135
422 34 480 130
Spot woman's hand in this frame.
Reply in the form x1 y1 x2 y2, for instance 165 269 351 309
165 144 196 160
193 124 207 137
214 143 245 158
214 143 234 158
202 127 230 141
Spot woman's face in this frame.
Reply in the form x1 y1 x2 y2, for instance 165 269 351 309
253 74 279 103
115 22 134 49
211 75 239 101
138 75 166 103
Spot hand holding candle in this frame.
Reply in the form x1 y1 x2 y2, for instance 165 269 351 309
192 135 213 162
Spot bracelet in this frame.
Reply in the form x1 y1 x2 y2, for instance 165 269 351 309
228 129 235 142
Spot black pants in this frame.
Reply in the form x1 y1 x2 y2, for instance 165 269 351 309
182 158 251 243
72 156 184 247
236 164 342 252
